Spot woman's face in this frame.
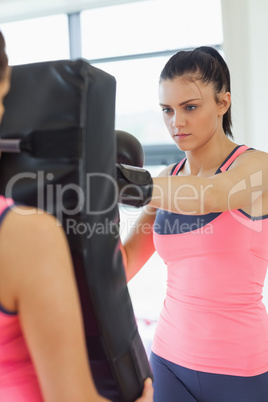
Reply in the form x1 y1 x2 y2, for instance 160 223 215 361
0 66 11 124
159 76 229 152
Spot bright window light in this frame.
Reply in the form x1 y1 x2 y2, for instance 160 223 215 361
81 0 223 59
1 14 69 65
83 0 223 145
94 56 173 145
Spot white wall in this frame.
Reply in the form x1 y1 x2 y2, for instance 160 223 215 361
221 0 268 151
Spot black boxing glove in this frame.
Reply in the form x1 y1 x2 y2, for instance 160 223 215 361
116 163 153 207
116 130 144 167
116 130 153 207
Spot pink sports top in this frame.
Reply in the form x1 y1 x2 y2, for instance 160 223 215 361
152 145 268 376
0 196 44 401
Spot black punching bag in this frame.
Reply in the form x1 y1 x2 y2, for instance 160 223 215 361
0 59 152 401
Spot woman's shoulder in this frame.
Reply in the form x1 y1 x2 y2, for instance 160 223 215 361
1 206 60 236
231 146 268 167
157 161 183 177
0 207 69 312
0 207 65 271
243 145 267 156
0 196 14 217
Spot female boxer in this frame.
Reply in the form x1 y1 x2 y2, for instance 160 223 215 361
121 47 268 401
0 31 153 402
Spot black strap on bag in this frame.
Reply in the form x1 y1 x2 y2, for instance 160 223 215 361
0 59 153 402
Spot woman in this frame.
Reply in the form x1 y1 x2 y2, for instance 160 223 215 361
0 31 153 402
122 47 268 401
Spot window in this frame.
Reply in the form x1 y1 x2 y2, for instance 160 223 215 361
94 57 170 145
81 0 223 60
1 14 69 65
81 0 223 146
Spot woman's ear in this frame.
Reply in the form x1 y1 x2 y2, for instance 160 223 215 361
218 91 231 116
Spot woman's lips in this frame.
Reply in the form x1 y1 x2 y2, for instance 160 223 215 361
174 133 191 138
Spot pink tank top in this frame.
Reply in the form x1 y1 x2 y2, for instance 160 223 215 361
0 196 44 401
152 145 268 376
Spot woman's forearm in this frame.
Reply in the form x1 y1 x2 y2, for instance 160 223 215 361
149 175 213 215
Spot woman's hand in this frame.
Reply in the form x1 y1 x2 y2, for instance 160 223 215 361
136 378 154 402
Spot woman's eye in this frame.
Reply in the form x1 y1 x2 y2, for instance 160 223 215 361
162 107 172 114
185 105 196 111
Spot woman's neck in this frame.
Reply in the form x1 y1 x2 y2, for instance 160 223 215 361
183 135 238 177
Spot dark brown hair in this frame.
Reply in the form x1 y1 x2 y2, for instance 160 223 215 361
160 46 233 139
0 31 8 81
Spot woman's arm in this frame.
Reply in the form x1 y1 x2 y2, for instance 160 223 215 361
121 205 157 282
122 164 174 282
149 150 268 215
0 208 108 402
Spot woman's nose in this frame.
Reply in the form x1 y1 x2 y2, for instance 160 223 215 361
172 111 185 128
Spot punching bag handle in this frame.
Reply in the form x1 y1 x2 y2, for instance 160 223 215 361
0 138 21 153
0 128 81 158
